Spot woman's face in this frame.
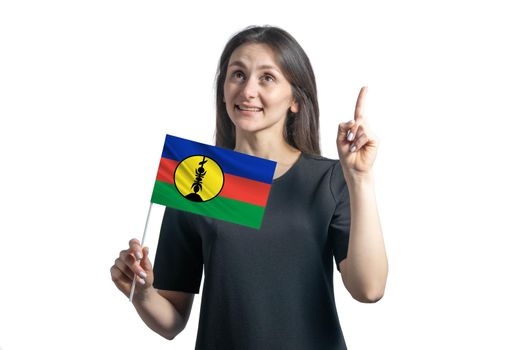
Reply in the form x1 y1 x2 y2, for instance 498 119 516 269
223 43 298 137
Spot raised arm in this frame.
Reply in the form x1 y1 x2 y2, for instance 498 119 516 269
336 87 388 303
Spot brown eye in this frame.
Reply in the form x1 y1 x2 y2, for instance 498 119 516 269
232 71 245 80
262 74 275 82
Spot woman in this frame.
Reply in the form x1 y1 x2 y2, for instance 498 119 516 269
110 25 388 349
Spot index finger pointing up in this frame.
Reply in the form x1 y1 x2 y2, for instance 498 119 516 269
354 86 368 121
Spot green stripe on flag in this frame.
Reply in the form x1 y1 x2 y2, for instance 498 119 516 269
151 180 265 229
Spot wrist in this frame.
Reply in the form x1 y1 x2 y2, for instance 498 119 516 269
343 170 374 185
131 285 156 305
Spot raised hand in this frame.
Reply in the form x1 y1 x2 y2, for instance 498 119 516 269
336 86 379 176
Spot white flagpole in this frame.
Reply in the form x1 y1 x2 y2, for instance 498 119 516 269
129 202 153 302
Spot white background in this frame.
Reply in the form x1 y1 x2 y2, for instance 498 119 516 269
1 0 524 349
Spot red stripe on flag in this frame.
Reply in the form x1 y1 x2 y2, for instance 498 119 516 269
156 158 178 184
220 174 272 207
156 157 271 207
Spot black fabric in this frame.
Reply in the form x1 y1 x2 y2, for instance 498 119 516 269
153 153 351 350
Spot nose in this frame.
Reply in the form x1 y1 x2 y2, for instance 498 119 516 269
241 76 259 99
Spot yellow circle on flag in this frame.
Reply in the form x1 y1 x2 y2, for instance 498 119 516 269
174 155 224 202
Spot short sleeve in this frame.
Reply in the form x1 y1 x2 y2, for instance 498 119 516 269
328 162 351 273
153 207 203 293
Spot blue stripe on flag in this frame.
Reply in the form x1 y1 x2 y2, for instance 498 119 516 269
161 134 276 184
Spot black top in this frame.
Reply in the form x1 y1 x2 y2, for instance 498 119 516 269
153 153 351 350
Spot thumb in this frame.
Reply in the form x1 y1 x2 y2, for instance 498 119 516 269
141 246 153 273
337 120 355 142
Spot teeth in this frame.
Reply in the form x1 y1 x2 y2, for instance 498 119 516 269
237 105 262 111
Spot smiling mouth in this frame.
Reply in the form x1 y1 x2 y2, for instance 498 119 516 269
235 105 263 112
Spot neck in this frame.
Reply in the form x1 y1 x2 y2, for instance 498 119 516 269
233 132 299 162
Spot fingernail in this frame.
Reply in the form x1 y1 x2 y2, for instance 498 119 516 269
138 277 146 285
139 271 147 279
347 131 354 141
134 251 143 260
351 144 357 153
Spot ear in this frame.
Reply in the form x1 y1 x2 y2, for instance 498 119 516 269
290 101 299 113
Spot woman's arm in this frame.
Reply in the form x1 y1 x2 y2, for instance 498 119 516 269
132 287 194 340
111 240 194 339
336 87 388 302
339 171 388 303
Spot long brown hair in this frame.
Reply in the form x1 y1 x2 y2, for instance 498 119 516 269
214 25 320 155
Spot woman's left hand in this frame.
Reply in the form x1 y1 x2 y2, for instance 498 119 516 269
336 86 379 177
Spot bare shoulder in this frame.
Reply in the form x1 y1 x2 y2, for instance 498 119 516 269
157 289 196 325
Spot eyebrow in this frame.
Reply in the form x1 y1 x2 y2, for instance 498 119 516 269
228 60 281 73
